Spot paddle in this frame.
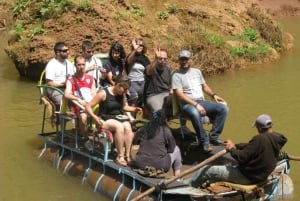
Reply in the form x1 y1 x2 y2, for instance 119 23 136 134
72 100 85 110
131 149 227 201
287 154 300 161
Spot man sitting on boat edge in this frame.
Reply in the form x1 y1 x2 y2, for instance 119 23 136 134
186 114 287 187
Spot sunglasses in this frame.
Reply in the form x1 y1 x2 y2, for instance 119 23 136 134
58 49 69 53
86 50 94 53
158 57 168 61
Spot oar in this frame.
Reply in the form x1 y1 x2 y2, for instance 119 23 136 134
131 149 227 201
72 100 85 110
287 154 300 161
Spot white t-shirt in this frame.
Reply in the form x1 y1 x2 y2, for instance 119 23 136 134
172 68 206 101
45 58 75 83
85 56 103 80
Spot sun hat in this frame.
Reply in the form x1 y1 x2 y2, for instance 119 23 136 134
253 114 273 128
178 50 191 58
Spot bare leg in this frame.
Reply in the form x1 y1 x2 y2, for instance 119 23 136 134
79 113 88 138
103 120 125 156
123 122 134 158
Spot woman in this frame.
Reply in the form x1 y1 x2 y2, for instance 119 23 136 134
132 110 182 176
126 38 150 106
85 74 142 167
102 42 138 106
102 42 126 87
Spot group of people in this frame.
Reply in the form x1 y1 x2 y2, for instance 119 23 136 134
44 39 287 185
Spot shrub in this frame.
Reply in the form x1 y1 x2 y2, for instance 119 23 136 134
168 4 178 14
158 11 169 20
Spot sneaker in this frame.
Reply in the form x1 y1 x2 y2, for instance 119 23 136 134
84 140 94 152
202 144 213 152
210 139 224 146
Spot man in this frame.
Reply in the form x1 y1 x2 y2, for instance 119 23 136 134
144 48 172 113
45 41 75 110
82 40 105 90
172 50 228 152
64 55 96 151
188 114 287 187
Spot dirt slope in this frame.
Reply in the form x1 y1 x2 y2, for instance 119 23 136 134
0 0 299 80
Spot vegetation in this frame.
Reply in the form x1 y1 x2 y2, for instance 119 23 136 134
247 4 283 51
4 0 290 80
167 4 179 14
229 28 270 60
158 11 169 20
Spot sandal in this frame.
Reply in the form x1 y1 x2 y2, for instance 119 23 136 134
125 155 132 163
115 155 127 167
125 155 133 166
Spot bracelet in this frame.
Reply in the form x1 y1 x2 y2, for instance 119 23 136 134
211 93 217 98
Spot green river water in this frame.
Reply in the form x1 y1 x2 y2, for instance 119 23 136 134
0 17 299 200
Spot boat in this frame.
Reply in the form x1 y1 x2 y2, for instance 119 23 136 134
36 119 294 201
36 77 294 201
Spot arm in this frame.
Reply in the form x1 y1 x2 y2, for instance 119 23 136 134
85 90 105 127
126 39 138 66
107 71 115 85
202 83 226 103
228 137 260 165
64 79 86 106
145 48 161 75
175 88 207 116
46 79 65 88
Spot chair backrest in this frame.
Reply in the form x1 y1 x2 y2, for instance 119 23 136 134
172 92 181 118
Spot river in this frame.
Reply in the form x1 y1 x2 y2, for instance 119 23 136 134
0 17 299 200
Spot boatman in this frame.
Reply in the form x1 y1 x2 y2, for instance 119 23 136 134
186 114 287 187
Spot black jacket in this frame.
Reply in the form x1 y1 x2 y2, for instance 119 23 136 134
230 132 287 183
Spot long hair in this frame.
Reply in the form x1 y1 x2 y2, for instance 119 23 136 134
143 110 169 140
109 42 126 64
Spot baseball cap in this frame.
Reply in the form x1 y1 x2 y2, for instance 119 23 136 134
252 114 273 128
178 50 191 58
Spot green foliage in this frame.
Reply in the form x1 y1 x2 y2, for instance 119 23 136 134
130 3 145 17
39 0 73 19
158 11 169 20
12 0 31 17
230 43 269 60
167 4 178 14
9 21 25 38
78 0 93 12
230 46 246 57
242 28 257 42
114 10 131 23
204 33 224 47
28 23 47 38
247 5 283 51
229 28 269 60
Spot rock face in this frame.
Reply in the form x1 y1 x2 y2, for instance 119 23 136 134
1 0 299 81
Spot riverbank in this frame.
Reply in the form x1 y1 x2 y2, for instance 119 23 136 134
0 0 298 80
